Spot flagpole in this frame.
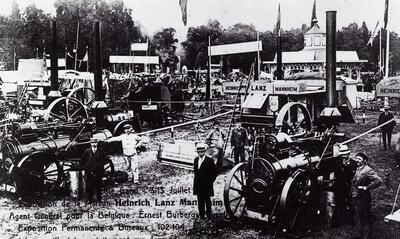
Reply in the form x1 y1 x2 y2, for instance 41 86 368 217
379 29 382 73
86 45 89 72
74 22 80 71
65 47 67 70
385 28 389 77
257 31 260 80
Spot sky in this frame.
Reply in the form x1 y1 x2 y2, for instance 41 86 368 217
1 0 399 43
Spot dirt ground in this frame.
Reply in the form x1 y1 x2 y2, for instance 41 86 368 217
1 110 400 239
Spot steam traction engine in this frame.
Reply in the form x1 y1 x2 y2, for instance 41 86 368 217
0 120 114 197
224 11 353 232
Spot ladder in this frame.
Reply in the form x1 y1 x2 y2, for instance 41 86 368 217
222 64 255 155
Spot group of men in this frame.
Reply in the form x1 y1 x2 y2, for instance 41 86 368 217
197 119 385 239
78 111 389 238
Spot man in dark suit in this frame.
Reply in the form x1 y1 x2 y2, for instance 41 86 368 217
377 106 396 150
230 121 249 164
81 138 108 203
193 143 217 220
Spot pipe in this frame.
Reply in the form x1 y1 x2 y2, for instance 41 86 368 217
326 11 337 107
276 35 283 80
48 20 61 98
50 20 58 91
94 21 103 101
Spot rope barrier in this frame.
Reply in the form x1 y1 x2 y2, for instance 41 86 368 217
114 99 233 104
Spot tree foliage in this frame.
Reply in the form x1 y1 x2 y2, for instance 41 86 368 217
0 0 144 70
152 28 179 72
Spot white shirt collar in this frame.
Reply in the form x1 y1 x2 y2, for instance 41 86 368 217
198 155 205 169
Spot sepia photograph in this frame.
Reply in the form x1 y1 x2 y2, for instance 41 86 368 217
1 0 400 238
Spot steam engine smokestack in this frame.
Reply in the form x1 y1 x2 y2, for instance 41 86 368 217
326 11 337 107
276 35 283 80
320 11 341 121
91 21 107 129
48 20 61 98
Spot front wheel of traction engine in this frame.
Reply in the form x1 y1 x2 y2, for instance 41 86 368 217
12 152 63 198
224 162 248 220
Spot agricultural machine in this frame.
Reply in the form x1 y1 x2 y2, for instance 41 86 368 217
223 11 357 232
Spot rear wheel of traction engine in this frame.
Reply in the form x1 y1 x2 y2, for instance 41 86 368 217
275 102 312 137
44 96 88 122
224 162 248 220
13 152 63 197
279 169 314 231
103 157 114 185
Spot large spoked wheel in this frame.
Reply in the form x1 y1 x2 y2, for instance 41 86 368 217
1 137 21 185
103 157 115 185
13 152 63 196
67 87 96 108
275 102 312 137
224 162 248 220
44 97 88 122
112 119 135 136
279 170 314 230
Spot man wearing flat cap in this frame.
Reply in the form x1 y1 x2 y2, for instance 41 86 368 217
107 124 143 183
193 143 217 220
377 106 396 150
350 152 382 239
81 137 108 203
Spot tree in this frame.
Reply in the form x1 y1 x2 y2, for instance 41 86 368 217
181 19 223 69
152 28 179 72
54 0 144 70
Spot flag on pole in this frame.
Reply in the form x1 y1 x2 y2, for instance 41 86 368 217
384 0 389 29
82 50 88 62
276 4 281 36
367 20 381 46
179 0 188 26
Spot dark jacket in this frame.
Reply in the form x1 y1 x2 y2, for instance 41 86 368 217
378 111 395 133
230 127 248 148
193 155 217 196
80 147 108 174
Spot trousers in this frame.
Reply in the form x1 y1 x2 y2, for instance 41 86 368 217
86 171 103 202
233 147 246 164
197 195 212 219
382 131 392 149
126 155 139 183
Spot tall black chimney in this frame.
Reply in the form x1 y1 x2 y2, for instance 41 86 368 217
326 11 337 107
48 20 61 99
91 21 107 129
320 11 341 121
276 35 283 80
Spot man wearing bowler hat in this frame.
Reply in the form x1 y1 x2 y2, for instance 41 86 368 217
107 124 143 183
81 137 108 203
193 143 217 220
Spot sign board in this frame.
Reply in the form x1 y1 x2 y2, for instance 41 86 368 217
376 84 400 97
131 42 148 51
273 82 306 94
109 56 159 64
142 105 158 110
208 41 262 56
